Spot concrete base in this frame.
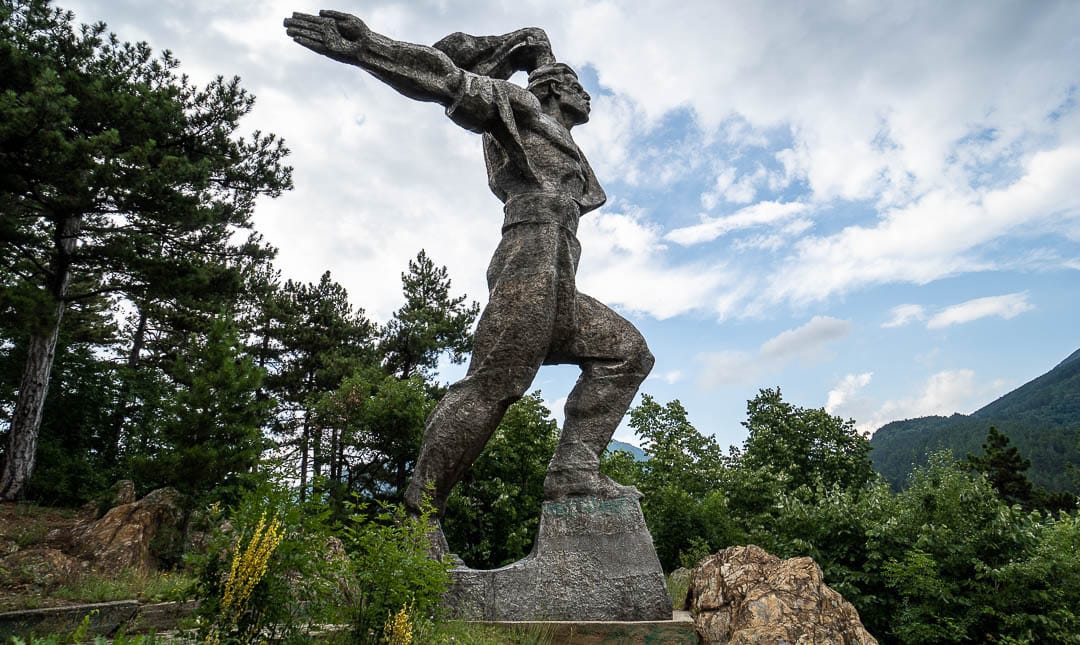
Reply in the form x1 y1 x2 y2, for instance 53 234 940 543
445 496 672 621
475 610 699 645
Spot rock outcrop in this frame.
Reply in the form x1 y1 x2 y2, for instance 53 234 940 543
687 545 877 645
74 487 185 572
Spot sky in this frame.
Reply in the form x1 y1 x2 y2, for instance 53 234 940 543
62 0 1080 450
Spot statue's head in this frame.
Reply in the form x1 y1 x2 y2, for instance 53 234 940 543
528 63 590 124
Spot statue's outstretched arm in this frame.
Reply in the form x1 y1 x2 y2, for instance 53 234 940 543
284 10 463 105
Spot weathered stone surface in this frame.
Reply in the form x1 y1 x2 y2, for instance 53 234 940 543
75 487 185 572
445 497 671 621
0 600 198 641
0 601 139 642
0 548 84 587
284 12 653 518
111 479 137 506
688 545 877 645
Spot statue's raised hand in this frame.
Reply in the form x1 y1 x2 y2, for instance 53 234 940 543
284 10 371 64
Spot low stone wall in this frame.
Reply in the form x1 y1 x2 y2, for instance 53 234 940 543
0 600 198 641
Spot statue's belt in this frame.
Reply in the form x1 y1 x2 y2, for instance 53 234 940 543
502 192 580 236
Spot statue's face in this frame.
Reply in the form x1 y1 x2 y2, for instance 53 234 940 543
557 76 591 125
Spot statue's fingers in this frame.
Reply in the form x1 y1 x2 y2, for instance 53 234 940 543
319 9 356 21
286 25 325 43
290 35 329 54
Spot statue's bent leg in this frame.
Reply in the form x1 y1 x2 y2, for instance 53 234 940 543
544 293 654 501
405 224 561 516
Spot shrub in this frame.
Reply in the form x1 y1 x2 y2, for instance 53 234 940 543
191 482 348 644
342 501 451 644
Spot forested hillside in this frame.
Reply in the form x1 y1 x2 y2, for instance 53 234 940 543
871 348 1080 492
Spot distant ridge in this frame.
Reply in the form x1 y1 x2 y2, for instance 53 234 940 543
870 347 1080 493
607 439 648 462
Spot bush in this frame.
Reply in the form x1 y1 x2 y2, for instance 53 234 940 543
191 482 348 644
343 501 451 643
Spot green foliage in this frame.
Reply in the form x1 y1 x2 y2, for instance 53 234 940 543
191 481 349 644
379 250 479 382
131 315 271 505
342 501 452 644
611 395 735 570
260 271 377 499
443 392 559 568
872 348 1080 494
0 0 290 499
965 426 1036 507
315 369 435 512
740 387 874 494
629 395 725 497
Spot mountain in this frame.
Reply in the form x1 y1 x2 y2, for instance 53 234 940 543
870 348 1080 493
607 439 648 462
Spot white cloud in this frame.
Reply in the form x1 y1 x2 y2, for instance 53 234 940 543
759 316 851 359
700 165 767 208
764 143 1080 306
699 316 851 388
858 369 1018 434
825 372 873 414
926 292 1035 329
666 201 810 246
882 304 926 328
850 369 977 434
647 369 684 385
576 208 733 319
699 351 757 388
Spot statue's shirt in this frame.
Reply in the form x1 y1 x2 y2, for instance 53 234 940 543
445 71 606 215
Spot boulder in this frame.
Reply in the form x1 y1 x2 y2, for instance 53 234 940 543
75 487 185 572
687 545 877 645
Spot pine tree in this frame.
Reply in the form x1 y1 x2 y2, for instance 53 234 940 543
264 272 376 498
380 250 479 382
0 0 290 499
133 315 271 504
966 426 1035 507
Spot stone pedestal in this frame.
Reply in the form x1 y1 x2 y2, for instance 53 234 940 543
445 496 671 621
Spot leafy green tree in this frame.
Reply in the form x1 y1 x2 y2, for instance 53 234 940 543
314 368 434 513
379 250 479 383
0 0 290 499
627 394 725 497
443 392 559 568
132 315 271 504
610 395 733 570
740 387 873 494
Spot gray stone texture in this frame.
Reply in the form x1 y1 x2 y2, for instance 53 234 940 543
445 497 671 621
282 12 653 516
285 13 668 622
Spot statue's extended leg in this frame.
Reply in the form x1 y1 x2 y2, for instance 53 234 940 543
405 223 565 517
544 293 654 501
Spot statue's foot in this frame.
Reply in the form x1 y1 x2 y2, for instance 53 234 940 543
543 468 643 502
413 514 465 567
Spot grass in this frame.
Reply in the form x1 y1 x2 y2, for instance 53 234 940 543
53 569 198 605
667 571 691 610
416 620 557 644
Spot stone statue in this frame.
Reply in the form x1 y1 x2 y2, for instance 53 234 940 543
285 9 653 516
285 10 672 623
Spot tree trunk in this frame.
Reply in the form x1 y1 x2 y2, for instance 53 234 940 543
102 309 148 467
0 214 80 500
298 415 309 502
